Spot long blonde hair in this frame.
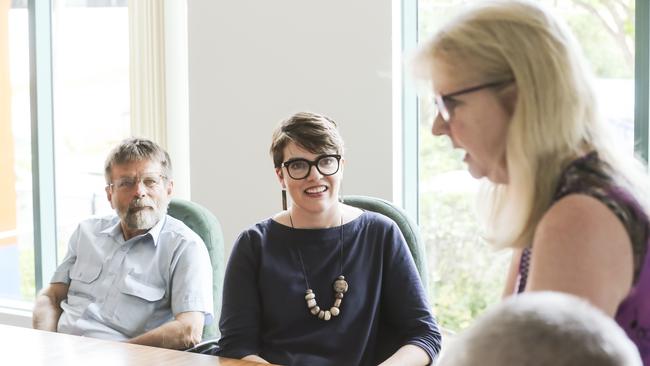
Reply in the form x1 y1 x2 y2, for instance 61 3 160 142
416 0 650 248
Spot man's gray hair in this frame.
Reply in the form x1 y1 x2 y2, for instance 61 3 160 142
438 291 641 366
104 138 172 184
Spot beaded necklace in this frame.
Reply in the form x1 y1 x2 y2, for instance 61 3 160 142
289 213 349 321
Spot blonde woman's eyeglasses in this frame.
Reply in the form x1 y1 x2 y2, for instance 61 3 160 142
434 79 514 123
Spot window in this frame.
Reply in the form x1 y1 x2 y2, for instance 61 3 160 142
0 0 129 304
414 0 637 332
51 0 130 263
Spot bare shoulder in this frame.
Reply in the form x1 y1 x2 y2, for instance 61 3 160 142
535 194 630 249
528 193 633 315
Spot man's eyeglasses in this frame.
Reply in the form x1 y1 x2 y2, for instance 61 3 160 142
281 154 341 180
434 78 514 123
108 173 167 192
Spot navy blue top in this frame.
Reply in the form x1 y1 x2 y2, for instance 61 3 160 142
218 211 441 365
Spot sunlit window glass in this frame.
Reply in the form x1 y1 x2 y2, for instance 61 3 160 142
51 0 130 261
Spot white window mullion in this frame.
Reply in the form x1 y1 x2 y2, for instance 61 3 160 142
28 0 57 293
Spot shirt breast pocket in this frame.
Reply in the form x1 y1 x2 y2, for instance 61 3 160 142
68 262 102 302
112 274 167 336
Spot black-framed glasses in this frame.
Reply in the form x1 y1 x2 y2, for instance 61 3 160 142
281 154 341 180
434 78 514 123
107 173 167 192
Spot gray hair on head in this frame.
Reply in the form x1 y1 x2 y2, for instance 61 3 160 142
104 137 172 184
438 291 642 366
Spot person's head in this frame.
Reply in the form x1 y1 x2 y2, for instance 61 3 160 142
270 112 345 217
438 292 642 366
415 0 606 247
104 137 174 239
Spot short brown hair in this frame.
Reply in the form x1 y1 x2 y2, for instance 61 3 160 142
104 137 172 183
270 112 345 168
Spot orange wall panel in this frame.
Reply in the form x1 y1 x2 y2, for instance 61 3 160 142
0 0 18 247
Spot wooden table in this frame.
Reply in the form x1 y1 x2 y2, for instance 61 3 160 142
0 324 275 366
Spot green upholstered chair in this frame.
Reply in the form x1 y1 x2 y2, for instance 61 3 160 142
167 198 224 340
340 195 429 294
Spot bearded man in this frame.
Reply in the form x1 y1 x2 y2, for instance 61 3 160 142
32 138 213 350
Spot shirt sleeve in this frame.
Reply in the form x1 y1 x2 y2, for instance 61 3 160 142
381 220 442 363
170 234 214 324
217 229 262 359
50 225 81 284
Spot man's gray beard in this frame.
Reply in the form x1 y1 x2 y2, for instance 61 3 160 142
119 199 169 230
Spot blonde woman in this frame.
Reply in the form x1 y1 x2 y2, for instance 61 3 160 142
415 0 649 363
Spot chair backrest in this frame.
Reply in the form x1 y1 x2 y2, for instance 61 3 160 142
167 198 224 340
340 195 429 294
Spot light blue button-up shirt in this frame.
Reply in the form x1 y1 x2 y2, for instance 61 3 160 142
51 214 213 341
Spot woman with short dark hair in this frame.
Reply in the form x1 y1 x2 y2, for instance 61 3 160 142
217 112 441 365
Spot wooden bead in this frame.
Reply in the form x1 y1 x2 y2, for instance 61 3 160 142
301 276 349 321
333 278 348 293
310 306 320 315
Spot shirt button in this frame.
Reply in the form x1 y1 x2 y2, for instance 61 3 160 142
121 246 128 252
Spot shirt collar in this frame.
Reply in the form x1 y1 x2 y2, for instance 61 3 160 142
98 215 167 247
146 215 166 247
100 218 124 239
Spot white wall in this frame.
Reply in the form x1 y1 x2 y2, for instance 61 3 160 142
188 1 396 251
164 0 190 200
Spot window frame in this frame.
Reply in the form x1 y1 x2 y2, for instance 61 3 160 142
29 0 57 292
635 1 650 163
401 0 419 222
